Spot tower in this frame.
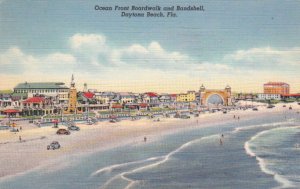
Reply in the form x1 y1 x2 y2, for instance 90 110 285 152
65 74 78 114
83 83 87 92
225 85 232 106
199 84 206 105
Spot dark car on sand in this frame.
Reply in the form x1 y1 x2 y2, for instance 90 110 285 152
68 125 80 131
56 128 70 135
47 141 61 150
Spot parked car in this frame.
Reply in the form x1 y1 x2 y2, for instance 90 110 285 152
174 113 181 118
180 115 190 119
267 104 275 108
252 107 258 111
56 128 70 135
68 125 80 131
47 141 60 150
109 119 117 123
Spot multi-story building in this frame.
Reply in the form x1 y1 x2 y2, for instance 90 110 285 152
263 82 290 95
176 91 196 102
14 82 69 103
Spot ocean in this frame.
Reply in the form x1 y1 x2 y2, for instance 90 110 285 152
1 110 299 189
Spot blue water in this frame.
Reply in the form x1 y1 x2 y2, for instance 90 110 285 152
1 110 300 189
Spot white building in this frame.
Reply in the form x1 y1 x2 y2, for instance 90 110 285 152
13 82 69 103
257 93 281 100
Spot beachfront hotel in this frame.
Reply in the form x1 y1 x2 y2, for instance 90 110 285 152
263 82 290 95
13 82 69 103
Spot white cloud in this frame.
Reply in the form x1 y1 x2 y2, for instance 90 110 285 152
69 33 106 52
224 47 300 66
45 53 76 65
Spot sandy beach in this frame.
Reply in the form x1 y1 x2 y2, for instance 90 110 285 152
0 102 299 180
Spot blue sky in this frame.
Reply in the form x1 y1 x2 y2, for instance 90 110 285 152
0 0 299 93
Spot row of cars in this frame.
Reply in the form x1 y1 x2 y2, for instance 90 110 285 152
48 123 81 150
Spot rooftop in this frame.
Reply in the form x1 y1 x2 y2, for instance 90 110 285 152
264 82 289 86
83 92 94 99
23 97 44 103
14 82 69 89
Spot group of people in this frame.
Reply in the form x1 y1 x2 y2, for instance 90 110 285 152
233 115 240 120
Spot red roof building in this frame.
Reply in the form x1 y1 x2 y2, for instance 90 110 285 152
23 97 44 103
83 92 94 99
145 92 158 97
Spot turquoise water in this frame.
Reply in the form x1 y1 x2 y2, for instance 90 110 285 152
1 111 299 189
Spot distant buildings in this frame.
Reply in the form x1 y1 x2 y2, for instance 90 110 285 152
258 82 290 100
0 76 239 117
263 82 290 95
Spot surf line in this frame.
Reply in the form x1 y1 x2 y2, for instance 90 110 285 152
233 120 295 133
244 130 295 189
100 134 219 189
90 157 162 177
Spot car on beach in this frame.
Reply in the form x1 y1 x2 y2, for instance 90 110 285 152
174 113 181 118
56 128 70 135
109 119 118 123
267 104 275 108
68 125 80 131
47 141 60 150
252 107 258 111
180 115 190 119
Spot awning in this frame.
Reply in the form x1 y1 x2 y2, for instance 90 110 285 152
2 109 20 113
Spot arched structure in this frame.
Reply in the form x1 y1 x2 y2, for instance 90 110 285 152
199 84 232 106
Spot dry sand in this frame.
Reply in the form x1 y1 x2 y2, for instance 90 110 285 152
0 102 299 179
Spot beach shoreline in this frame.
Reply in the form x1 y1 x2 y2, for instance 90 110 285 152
0 102 299 180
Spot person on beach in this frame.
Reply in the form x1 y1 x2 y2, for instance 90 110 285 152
233 115 236 119
238 116 240 120
221 134 224 138
20 126 22 131
144 137 147 142
19 136 22 143
219 138 223 145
